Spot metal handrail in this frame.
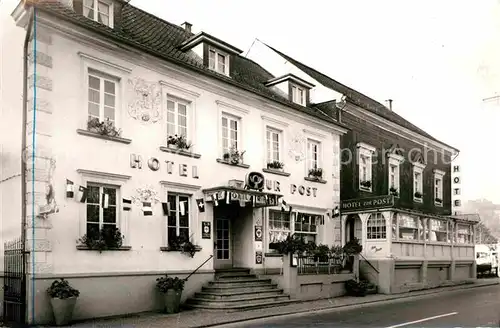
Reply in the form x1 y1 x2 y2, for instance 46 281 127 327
359 253 380 274
184 255 213 282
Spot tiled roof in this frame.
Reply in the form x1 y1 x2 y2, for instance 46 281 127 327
264 44 458 151
30 1 345 127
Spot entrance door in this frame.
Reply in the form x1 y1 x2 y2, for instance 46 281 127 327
214 217 232 269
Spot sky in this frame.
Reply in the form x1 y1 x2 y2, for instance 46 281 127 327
1 0 500 203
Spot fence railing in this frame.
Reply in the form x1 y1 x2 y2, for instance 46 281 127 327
297 255 350 275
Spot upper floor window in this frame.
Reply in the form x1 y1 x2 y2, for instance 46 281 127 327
291 85 306 106
413 163 425 203
387 154 403 197
83 0 113 27
87 69 118 127
306 139 321 172
221 113 240 154
433 169 445 207
209 48 229 76
166 98 189 138
367 213 386 240
357 143 375 192
266 127 281 164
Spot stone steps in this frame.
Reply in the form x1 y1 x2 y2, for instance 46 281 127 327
185 268 292 310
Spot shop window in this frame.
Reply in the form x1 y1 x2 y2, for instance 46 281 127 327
367 213 386 240
397 213 420 241
448 221 456 243
294 212 319 244
85 184 118 239
166 193 190 247
429 219 448 242
457 224 473 244
268 210 291 252
166 97 190 139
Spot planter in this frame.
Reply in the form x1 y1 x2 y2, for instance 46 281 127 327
50 297 77 326
164 289 182 314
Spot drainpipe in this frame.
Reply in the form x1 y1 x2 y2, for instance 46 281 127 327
21 6 35 277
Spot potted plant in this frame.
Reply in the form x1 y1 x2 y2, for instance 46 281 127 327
308 168 323 180
167 134 192 151
360 180 371 189
435 197 442 204
414 191 423 199
389 186 398 196
267 161 284 171
87 117 122 137
329 245 344 273
345 278 369 297
47 278 80 326
269 234 309 255
168 235 200 258
156 275 186 314
312 244 330 262
222 146 246 165
343 238 363 272
77 226 124 253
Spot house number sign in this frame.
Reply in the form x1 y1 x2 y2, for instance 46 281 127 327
130 153 199 178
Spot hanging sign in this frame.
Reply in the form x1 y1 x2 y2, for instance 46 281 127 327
202 221 211 239
254 225 263 241
245 172 265 191
255 251 263 264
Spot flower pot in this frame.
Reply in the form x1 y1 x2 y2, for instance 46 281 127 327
164 289 182 314
167 143 177 149
50 296 77 326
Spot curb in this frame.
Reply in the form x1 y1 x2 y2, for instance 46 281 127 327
199 281 499 328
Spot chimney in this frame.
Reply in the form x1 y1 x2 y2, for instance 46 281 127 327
181 22 192 34
386 99 393 111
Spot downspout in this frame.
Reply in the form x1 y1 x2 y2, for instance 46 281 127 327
21 6 35 319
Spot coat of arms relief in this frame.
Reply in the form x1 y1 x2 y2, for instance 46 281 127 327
127 77 162 124
287 128 306 162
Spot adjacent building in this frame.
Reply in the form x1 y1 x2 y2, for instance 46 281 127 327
248 41 479 294
1 0 347 324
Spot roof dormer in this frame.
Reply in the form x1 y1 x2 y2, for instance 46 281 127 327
179 31 243 77
73 0 129 30
264 74 315 106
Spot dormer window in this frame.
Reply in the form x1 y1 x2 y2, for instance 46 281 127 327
209 48 228 75
291 85 306 106
83 0 113 28
178 32 243 78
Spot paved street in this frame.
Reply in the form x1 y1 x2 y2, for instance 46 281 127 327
220 284 500 328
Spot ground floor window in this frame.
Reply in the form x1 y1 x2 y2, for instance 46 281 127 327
429 218 448 242
167 193 190 246
396 213 420 241
457 223 473 244
86 183 118 238
367 213 386 239
267 210 319 251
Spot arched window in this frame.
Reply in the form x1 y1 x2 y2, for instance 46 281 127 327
367 213 386 240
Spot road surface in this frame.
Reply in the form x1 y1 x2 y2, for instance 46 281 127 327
221 284 500 328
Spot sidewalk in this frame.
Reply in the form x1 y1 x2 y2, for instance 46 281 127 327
69 278 499 328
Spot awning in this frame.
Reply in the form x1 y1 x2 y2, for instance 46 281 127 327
202 186 282 208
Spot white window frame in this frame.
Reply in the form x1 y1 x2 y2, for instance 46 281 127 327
306 138 322 173
85 183 119 236
357 143 376 192
220 112 241 156
457 223 473 244
166 96 190 138
413 162 426 203
387 153 403 197
291 84 306 106
87 69 119 125
433 169 445 207
83 0 114 28
268 210 292 252
77 169 131 244
209 47 229 76
366 213 387 240
166 193 192 245
79 52 131 133
265 126 282 165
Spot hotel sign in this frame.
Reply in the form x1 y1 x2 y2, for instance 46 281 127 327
341 195 394 212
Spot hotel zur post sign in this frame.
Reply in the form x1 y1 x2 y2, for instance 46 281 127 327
341 195 394 212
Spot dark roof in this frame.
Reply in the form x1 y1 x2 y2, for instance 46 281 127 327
264 44 458 152
29 1 345 127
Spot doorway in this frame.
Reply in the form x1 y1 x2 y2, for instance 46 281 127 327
345 214 362 243
214 217 231 269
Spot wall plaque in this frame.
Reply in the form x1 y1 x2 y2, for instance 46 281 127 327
254 225 263 242
202 221 211 239
255 251 263 265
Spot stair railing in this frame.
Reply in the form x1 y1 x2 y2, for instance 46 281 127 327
184 255 213 282
359 253 380 274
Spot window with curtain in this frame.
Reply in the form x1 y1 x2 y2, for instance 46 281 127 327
398 214 420 241
268 210 291 252
294 212 318 244
457 224 472 244
429 219 448 242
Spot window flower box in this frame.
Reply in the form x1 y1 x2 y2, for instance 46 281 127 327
360 180 371 190
267 161 284 171
87 117 122 138
435 197 443 205
414 191 423 200
161 235 201 258
166 134 192 151
308 168 323 180
77 226 128 253
389 186 399 197
222 147 246 165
